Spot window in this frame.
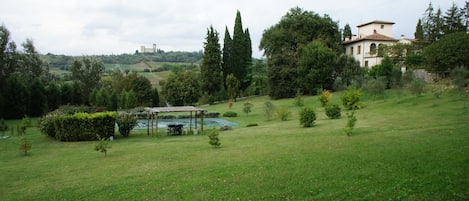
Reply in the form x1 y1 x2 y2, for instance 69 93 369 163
370 43 377 55
350 46 354 55
365 60 369 67
380 24 384 29
357 45 361 55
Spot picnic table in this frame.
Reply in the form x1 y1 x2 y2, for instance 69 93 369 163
167 124 184 136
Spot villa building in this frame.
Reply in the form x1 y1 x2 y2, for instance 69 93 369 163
343 20 413 68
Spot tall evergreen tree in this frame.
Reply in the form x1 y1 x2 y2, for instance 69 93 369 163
200 26 223 98
443 2 465 34
222 26 233 84
227 11 252 90
414 19 424 40
343 24 352 40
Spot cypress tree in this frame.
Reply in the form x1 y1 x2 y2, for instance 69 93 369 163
200 26 223 98
222 26 233 84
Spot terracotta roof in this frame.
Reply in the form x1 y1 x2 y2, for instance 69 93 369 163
342 33 398 45
357 20 395 27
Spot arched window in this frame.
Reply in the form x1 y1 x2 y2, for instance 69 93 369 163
378 44 384 57
370 43 376 54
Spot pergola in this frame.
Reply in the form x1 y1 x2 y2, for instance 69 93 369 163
144 106 206 136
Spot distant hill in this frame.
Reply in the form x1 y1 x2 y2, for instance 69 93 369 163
41 51 203 70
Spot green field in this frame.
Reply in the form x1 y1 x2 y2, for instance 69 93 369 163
0 89 468 200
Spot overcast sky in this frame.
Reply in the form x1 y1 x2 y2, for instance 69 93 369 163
1 0 465 58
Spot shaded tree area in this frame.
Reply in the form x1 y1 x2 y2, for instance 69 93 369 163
161 71 200 106
260 7 341 99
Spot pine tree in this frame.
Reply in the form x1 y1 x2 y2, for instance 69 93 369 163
200 26 223 98
443 2 465 34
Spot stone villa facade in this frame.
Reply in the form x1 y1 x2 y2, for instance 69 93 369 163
343 20 414 68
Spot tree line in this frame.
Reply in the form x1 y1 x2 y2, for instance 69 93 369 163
0 25 160 119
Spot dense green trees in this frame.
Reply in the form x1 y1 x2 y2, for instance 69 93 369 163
162 71 200 106
424 32 469 73
260 7 341 99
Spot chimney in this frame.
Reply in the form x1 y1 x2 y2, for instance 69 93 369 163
400 34 405 39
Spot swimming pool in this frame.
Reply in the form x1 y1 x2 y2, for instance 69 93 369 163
132 118 239 130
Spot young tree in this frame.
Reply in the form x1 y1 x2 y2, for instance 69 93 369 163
201 26 223 99
226 74 240 101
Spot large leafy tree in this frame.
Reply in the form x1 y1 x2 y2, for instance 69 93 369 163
335 54 363 88
200 26 223 98
297 41 337 94
162 71 200 106
259 7 341 99
424 32 469 73
70 56 104 104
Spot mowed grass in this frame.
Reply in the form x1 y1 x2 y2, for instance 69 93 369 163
0 90 468 200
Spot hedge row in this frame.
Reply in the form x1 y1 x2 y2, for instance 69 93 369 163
40 112 116 141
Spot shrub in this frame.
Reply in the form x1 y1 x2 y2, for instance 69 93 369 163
362 78 386 99
318 90 332 107
344 110 357 136
299 107 316 127
19 137 32 156
40 111 116 141
294 90 304 107
341 88 361 110
325 104 341 119
409 78 426 97
276 107 292 121
219 125 232 131
208 129 221 148
223 111 237 117
243 102 253 116
0 119 8 136
246 123 258 127
116 113 138 137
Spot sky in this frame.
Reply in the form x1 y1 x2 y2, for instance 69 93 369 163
1 0 465 58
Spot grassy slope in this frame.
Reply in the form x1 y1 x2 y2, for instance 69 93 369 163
0 90 468 200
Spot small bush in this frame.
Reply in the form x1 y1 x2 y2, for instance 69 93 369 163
325 104 341 119
116 113 138 137
276 107 292 121
318 90 332 107
341 88 362 110
243 102 253 116
246 123 258 127
208 129 221 148
300 107 316 127
223 111 238 117
294 90 304 107
219 125 232 131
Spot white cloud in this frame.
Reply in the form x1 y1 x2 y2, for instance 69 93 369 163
0 0 464 58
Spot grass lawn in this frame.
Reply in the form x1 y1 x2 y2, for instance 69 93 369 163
0 90 468 200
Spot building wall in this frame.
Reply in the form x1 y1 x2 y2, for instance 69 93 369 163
358 23 393 37
345 40 396 68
